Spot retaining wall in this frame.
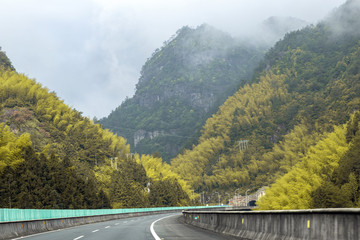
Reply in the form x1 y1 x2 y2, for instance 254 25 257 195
183 208 360 240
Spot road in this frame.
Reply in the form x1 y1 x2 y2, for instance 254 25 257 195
12 213 240 240
153 213 239 240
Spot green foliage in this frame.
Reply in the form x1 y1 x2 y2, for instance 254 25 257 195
267 110 360 210
311 111 360 208
110 167 148 208
149 179 189 207
0 146 111 209
0 47 15 71
0 123 32 172
311 181 344 208
137 154 191 206
257 126 348 209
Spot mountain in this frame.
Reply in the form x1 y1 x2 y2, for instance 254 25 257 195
256 16 309 46
257 0 360 210
0 47 15 71
171 0 360 206
0 50 189 208
100 24 264 162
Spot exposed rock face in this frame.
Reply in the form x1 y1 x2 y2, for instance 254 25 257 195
134 129 170 146
136 84 216 112
134 129 147 146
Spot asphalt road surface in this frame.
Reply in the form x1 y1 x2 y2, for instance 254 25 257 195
12 213 241 240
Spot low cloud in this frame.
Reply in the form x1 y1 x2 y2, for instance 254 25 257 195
0 0 346 118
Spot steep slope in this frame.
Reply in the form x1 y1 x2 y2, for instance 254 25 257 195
311 111 360 208
258 109 360 210
171 0 360 202
257 16 309 45
101 24 264 162
0 66 189 208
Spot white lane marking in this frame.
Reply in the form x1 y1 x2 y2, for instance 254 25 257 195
105 226 110 229
115 223 120 225
150 215 176 240
92 229 99 233
73 236 84 240
123 221 128 223
12 229 62 239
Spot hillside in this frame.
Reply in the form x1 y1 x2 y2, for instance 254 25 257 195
100 24 264 162
0 54 189 208
171 0 360 205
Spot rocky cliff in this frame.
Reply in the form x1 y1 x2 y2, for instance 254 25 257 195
100 24 264 162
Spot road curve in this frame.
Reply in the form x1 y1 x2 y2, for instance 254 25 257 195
11 213 239 240
153 214 240 240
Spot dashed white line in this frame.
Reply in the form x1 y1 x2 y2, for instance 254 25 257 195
105 226 110 229
92 229 99 233
115 223 120 225
73 236 84 240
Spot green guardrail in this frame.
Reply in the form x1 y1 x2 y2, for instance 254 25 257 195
0 205 226 222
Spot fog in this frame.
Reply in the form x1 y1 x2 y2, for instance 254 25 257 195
0 0 345 118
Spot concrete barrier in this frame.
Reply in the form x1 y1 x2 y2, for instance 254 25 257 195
183 208 360 240
0 210 177 240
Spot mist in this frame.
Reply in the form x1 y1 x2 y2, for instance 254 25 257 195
0 0 345 118
324 0 360 37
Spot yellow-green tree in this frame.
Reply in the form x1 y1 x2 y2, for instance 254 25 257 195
257 125 348 210
0 123 32 173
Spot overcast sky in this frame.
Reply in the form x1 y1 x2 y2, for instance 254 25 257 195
0 0 345 118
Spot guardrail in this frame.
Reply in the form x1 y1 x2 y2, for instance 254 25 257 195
183 208 360 240
0 206 225 240
0 206 222 222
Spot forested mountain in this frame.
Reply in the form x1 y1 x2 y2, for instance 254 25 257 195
171 0 360 205
0 57 189 208
100 24 264 162
2 0 359 210
256 16 308 45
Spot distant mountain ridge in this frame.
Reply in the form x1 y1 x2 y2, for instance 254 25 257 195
101 24 264 161
258 16 309 45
